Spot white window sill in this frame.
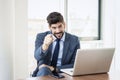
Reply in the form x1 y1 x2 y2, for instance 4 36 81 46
80 40 105 49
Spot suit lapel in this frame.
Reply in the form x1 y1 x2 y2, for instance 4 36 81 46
48 43 53 57
62 33 70 64
47 31 53 56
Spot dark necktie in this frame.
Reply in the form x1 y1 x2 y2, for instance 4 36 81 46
51 39 60 67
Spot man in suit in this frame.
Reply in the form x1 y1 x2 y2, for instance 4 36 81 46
32 12 80 77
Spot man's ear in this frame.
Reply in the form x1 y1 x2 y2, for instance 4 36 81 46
49 25 51 29
63 22 66 28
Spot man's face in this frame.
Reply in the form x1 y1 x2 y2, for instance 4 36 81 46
49 22 65 39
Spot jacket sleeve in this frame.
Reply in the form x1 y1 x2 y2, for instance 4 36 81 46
34 33 49 61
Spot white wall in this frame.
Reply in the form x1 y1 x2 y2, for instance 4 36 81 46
101 0 116 47
115 0 120 71
13 0 28 79
102 0 120 71
0 0 12 80
0 0 28 80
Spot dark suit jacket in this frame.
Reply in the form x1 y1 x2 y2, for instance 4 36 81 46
32 31 80 77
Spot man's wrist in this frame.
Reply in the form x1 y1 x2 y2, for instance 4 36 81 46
52 67 59 73
42 44 48 51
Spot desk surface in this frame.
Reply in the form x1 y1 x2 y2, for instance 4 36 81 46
25 71 120 80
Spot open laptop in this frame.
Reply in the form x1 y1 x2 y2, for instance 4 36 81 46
61 48 115 76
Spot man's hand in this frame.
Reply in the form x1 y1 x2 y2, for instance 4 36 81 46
42 34 54 51
39 64 54 71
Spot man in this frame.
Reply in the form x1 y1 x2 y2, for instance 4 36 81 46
32 12 80 77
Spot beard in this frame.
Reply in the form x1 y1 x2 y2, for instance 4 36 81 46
53 31 64 39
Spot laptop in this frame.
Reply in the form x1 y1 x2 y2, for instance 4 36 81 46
61 48 115 76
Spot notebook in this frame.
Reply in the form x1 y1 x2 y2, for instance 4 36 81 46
61 48 115 76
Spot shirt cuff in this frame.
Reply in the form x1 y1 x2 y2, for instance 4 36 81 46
41 47 47 53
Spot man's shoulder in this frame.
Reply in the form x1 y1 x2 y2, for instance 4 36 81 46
65 32 79 40
65 32 80 47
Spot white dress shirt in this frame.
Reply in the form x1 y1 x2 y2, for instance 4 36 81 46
51 33 65 66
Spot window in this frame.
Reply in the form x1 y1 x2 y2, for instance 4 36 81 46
28 0 101 74
67 0 101 40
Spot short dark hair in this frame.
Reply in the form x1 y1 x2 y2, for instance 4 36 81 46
47 12 64 26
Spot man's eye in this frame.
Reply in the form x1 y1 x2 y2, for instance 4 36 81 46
52 27 56 29
58 25 62 28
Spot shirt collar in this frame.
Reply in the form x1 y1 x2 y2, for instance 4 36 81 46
61 32 65 42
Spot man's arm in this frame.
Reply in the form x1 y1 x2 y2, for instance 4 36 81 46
34 34 46 61
34 33 53 61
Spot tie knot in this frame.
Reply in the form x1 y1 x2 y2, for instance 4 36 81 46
56 39 60 42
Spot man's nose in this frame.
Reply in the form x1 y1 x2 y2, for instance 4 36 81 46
56 28 61 33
